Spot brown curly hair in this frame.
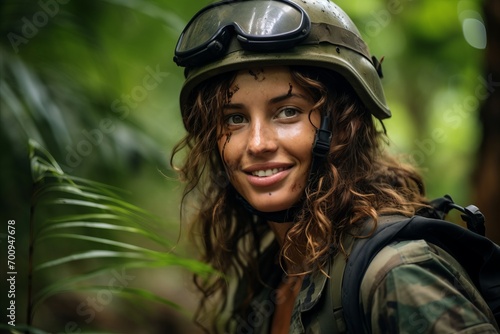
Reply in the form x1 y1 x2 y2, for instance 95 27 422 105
171 66 429 333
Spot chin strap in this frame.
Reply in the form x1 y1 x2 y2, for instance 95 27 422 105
310 114 332 177
234 114 332 223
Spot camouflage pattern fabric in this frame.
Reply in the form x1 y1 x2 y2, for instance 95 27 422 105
231 258 331 333
361 239 499 334
231 240 498 333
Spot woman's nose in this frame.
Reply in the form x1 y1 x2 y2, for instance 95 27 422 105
247 120 278 156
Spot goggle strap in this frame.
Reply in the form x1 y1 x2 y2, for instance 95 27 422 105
221 23 372 65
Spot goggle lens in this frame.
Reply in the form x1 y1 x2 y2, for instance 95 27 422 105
175 0 310 67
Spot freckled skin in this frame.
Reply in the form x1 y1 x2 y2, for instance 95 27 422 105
217 66 320 212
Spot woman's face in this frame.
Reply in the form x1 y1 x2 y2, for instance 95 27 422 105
217 66 320 214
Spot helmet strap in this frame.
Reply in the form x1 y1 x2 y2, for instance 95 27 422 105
310 114 332 177
234 114 332 223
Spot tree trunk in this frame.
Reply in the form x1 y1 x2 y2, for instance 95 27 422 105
473 0 500 244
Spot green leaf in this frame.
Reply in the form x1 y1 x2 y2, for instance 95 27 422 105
29 139 65 179
26 139 216 329
34 250 154 271
36 221 170 248
32 260 169 315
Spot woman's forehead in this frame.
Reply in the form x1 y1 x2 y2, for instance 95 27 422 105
231 66 293 89
235 65 292 79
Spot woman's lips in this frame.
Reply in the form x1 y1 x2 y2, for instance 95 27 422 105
244 166 292 187
250 167 286 177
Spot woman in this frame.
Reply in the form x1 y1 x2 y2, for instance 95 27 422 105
171 0 499 333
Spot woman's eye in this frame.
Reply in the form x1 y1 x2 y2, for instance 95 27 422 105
276 107 299 119
226 114 246 125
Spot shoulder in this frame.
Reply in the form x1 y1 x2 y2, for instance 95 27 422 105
361 239 448 282
360 239 498 333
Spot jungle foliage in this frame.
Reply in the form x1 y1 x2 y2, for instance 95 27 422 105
0 0 491 332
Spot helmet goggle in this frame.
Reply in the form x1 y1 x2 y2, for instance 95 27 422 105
174 0 311 68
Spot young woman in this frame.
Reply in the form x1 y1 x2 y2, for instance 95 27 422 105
171 0 499 333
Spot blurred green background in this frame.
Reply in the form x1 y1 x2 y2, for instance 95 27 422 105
1 0 498 333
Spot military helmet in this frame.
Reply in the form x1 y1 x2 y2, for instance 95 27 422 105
174 0 390 123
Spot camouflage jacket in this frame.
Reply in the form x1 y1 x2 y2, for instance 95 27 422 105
231 239 499 333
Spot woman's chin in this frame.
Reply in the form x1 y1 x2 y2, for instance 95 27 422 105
248 195 299 213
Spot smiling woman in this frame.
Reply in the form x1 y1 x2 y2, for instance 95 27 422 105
170 0 499 333
218 67 319 213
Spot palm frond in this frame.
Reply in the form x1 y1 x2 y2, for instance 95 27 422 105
22 139 217 332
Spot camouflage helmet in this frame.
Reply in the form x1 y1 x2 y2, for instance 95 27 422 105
174 0 390 123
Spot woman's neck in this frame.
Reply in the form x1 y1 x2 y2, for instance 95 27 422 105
267 221 294 246
267 221 305 274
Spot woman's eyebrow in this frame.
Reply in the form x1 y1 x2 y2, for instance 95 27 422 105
269 93 309 104
222 93 309 110
222 103 243 110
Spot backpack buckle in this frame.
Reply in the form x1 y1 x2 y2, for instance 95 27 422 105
431 194 486 236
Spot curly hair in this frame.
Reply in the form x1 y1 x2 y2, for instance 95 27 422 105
170 66 429 333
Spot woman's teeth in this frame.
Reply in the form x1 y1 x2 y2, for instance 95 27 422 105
251 168 285 177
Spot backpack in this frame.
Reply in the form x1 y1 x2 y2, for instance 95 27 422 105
329 195 500 333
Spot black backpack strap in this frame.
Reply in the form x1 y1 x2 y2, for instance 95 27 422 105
341 214 500 333
340 215 411 333
329 215 406 333
395 216 500 323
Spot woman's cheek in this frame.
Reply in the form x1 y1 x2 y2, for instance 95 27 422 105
276 123 316 144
